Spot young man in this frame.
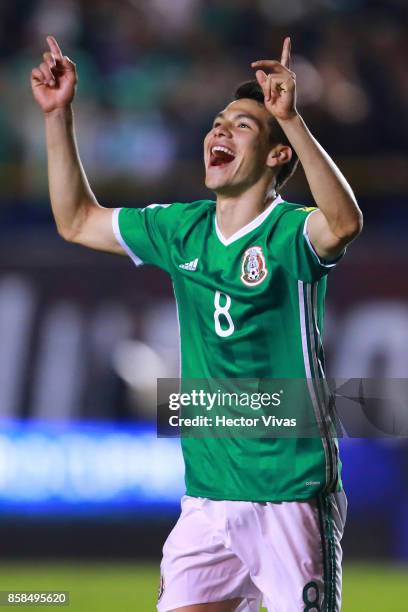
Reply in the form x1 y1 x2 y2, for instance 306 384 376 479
31 36 362 612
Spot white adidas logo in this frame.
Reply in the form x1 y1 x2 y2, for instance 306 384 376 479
179 258 199 271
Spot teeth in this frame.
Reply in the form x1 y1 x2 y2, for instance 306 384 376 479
211 146 236 157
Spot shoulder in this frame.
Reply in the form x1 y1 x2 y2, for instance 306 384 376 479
263 199 318 245
117 200 214 237
173 199 215 215
142 199 215 220
274 199 318 227
145 199 215 211
276 199 317 215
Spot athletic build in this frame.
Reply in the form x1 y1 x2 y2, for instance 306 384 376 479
31 36 362 611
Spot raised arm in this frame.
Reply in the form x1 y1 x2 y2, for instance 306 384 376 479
31 36 123 254
252 38 363 260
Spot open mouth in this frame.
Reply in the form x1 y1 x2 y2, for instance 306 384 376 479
210 146 236 168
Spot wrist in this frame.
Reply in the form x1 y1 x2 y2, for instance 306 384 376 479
44 105 73 122
276 111 302 128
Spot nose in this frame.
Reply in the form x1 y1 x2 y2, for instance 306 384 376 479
213 121 232 138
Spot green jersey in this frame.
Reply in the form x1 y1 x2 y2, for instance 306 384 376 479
113 195 343 502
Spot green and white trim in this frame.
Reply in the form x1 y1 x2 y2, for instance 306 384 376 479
298 279 339 492
317 494 342 611
112 208 144 267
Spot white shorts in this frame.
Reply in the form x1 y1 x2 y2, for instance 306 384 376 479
158 491 347 612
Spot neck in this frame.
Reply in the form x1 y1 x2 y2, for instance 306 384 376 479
215 181 277 240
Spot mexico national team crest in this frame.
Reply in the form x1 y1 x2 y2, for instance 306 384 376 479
241 246 268 286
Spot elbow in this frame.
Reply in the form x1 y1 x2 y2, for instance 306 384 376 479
56 222 81 243
56 224 72 242
55 202 91 243
355 210 364 235
336 208 363 243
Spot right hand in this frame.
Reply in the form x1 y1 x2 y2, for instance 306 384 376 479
31 36 77 114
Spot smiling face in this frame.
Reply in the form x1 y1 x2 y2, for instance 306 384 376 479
204 98 276 196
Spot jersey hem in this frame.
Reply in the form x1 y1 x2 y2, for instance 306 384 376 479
184 485 342 503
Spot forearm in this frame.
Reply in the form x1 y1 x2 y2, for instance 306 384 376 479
45 105 98 240
278 113 362 239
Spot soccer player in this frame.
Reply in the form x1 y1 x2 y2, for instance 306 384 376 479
31 35 362 611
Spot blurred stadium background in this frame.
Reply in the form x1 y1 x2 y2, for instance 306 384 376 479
0 0 408 610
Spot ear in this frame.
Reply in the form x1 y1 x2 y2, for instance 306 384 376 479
266 145 292 169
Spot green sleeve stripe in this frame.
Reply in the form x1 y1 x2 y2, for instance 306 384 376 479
112 208 144 268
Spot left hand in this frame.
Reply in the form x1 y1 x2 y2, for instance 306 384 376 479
251 37 297 122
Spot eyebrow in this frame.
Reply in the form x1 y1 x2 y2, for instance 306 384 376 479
213 112 262 129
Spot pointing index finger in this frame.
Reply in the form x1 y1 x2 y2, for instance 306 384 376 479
280 37 291 69
46 36 63 60
251 59 287 74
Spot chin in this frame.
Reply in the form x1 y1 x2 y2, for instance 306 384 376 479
207 183 228 196
205 174 231 193
207 180 244 198
205 178 222 192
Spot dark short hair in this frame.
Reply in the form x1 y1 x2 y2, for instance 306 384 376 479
234 80 299 192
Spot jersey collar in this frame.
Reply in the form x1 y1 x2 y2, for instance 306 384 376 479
214 194 283 246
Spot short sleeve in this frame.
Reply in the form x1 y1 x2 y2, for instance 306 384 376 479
271 206 345 282
112 203 180 272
